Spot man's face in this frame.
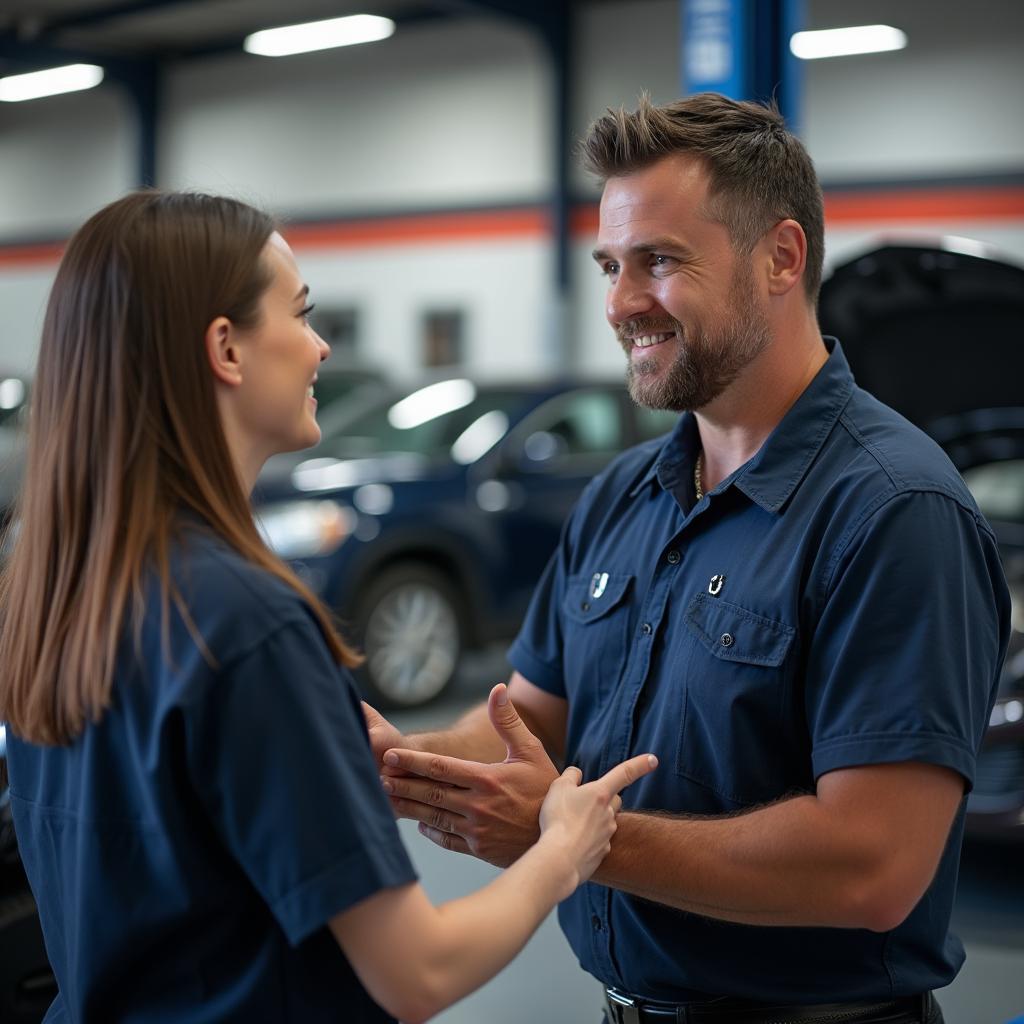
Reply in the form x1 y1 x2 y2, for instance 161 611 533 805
593 154 771 412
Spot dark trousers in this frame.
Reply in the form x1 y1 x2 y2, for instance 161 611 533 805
602 991 944 1024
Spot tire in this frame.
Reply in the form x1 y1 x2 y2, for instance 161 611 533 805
354 563 467 708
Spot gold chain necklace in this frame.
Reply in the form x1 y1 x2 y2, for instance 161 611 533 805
694 451 704 501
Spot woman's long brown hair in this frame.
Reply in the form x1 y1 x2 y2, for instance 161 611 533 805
0 191 360 746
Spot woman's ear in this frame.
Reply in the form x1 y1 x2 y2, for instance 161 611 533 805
205 316 243 387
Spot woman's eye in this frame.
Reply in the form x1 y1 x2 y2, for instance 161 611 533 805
299 303 316 323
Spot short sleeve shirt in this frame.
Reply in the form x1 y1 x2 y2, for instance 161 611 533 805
508 339 1010 1004
8 528 416 1023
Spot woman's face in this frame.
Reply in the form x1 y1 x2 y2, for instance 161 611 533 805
233 232 329 461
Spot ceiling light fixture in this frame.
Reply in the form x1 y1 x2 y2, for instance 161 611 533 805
0 63 104 103
789 25 907 60
244 14 396 57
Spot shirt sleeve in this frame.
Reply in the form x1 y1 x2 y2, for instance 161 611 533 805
806 489 1011 789
507 502 581 697
185 613 417 946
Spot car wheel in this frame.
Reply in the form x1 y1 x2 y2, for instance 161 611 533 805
355 563 466 708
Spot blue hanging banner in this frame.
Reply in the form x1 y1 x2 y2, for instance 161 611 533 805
682 0 749 99
681 0 803 130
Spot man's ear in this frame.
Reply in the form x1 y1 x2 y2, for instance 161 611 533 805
764 219 807 297
205 315 243 387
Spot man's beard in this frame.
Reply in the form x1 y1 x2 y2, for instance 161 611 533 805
619 261 771 412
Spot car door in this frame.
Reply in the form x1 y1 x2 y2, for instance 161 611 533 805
471 386 629 633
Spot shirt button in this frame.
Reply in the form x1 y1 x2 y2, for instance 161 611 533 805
581 601 590 611
666 549 681 565
641 622 653 635
591 914 602 931
720 633 734 647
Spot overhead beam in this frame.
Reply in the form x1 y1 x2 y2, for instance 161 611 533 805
37 0 203 35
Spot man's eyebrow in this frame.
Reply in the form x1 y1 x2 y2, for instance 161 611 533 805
293 284 310 302
592 238 694 262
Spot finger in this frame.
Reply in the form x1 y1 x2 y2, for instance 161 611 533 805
611 795 622 814
383 747 483 788
361 701 387 730
487 683 544 759
559 765 583 785
595 753 658 799
418 822 473 856
381 774 473 814
390 795 470 835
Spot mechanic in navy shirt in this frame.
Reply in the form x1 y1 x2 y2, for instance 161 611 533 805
0 190 656 1024
369 95 1011 1023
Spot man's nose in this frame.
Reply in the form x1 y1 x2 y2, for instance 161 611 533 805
606 268 654 326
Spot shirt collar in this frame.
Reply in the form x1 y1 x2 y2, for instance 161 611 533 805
629 338 855 514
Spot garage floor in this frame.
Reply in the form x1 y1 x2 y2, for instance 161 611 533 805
391 651 1024 1024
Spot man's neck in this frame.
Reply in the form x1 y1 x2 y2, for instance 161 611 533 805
696 321 828 493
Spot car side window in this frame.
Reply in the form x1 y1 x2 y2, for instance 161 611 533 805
518 390 623 465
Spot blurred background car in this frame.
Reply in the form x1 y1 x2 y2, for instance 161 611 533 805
253 376 677 708
818 238 1024 844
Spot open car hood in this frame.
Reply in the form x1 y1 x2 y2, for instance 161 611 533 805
818 239 1024 435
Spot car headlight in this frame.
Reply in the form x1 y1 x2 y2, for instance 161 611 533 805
256 500 356 560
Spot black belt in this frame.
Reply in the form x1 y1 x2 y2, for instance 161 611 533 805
604 987 935 1024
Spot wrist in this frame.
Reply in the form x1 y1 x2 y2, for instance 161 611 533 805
533 826 581 902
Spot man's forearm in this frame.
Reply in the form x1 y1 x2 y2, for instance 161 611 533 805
592 798 869 928
591 762 960 933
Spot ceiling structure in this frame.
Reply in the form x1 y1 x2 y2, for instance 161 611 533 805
0 0 569 67
0 0 576 342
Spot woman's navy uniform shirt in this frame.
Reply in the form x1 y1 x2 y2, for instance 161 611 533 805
8 528 416 1023
509 339 1011 1004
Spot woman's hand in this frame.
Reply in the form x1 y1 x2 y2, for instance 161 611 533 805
539 753 657 897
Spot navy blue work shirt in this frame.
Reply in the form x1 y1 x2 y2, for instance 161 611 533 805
508 339 1010 1004
8 527 416 1023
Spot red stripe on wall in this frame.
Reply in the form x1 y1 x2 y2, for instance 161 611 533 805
2 187 1022 267
286 207 550 250
824 187 1024 223
0 241 65 267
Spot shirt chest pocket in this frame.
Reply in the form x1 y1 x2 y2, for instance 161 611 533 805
561 572 634 701
675 592 797 805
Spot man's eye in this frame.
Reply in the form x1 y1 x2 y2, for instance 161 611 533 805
651 254 675 268
600 263 619 277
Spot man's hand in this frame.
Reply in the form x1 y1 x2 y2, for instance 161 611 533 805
381 684 559 867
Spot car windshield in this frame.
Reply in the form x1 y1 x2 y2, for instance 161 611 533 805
316 381 535 462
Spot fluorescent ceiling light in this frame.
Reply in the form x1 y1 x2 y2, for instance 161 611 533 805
244 14 395 57
790 25 907 60
0 63 104 102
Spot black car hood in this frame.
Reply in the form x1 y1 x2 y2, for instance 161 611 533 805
818 242 1024 432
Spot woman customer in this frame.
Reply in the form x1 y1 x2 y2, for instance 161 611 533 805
0 190 655 1024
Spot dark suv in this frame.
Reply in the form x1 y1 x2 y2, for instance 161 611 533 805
253 377 677 707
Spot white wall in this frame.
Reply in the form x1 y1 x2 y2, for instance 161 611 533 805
161 17 550 214
0 85 134 238
0 0 1022 378
803 0 1024 181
